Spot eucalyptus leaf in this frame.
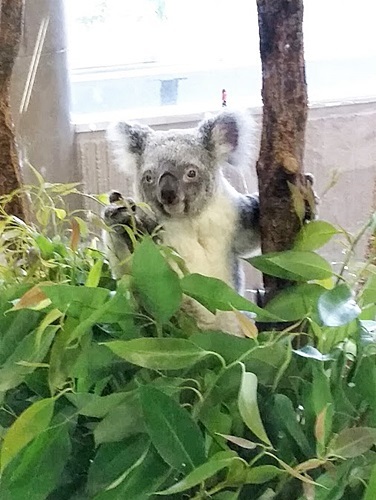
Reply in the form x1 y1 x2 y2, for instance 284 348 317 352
238 370 271 446
294 221 339 251
0 326 57 392
293 346 334 361
87 434 150 496
0 309 42 364
0 416 71 500
85 258 104 288
139 385 206 472
273 394 312 456
41 284 110 319
181 273 281 322
248 251 333 281
156 451 239 495
132 238 182 323
245 465 284 484
364 463 376 500
93 445 169 500
218 434 258 450
0 398 55 472
328 427 376 458
265 283 324 321
94 392 144 444
318 284 361 327
102 337 211 370
362 275 376 306
66 392 131 418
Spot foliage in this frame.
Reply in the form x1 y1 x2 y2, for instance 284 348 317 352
0 179 376 499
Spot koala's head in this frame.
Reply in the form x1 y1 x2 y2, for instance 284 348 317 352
108 111 255 218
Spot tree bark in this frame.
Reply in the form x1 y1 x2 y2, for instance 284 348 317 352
256 0 311 302
0 0 28 220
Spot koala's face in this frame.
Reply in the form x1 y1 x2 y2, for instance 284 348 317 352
137 132 217 217
109 112 253 219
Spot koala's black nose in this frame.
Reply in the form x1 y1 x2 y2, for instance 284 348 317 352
159 173 179 205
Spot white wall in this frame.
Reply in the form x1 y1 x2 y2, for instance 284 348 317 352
75 100 376 289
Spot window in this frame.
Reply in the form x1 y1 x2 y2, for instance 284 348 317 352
65 0 376 119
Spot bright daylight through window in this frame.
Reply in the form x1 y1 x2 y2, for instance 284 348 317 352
65 0 376 119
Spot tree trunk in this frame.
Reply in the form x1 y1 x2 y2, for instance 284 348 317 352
0 0 28 220
256 0 311 303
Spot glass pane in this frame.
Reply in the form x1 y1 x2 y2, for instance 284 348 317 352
65 0 376 116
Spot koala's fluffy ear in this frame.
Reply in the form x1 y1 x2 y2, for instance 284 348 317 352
198 111 258 167
107 122 152 174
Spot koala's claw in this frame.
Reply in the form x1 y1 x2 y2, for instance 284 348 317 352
104 193 138 231
104 191 159 243
109 190 124 203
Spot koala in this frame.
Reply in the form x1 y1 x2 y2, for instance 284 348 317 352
103 111 260 335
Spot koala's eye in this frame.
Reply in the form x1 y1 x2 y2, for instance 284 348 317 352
186 168 197 179
144 172 153 184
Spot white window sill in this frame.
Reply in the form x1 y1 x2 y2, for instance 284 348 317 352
73 96 376 134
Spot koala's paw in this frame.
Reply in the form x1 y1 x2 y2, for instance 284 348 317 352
104 192 137 233
108 190 125 204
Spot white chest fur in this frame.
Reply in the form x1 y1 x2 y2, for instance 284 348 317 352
162 188 238 286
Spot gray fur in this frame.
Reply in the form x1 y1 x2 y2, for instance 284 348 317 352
104 111 261 335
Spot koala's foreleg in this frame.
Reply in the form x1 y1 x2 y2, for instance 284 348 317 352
234 173 318 259
233 193 261 258
103 191 159 278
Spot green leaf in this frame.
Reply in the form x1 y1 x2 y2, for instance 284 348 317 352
139 385 206 472
361 275 376 306
218 434 258 450
318 284 361 326
273 394 312 456
85 258 104 288
0 326 57 392
94 392 144 444
294 221 339 251
87 434 150 496
132 239 182 323
312 364 332 415
0 398 55 472
181 273 280 322
54 208 67 220
66 392 131 418
248 251 333 281
245 465 284 484
93 445 169 500
191 331 256 365
267 455 320 486
41 284 110 319
102 338 212 370
156 451 239 495
213 492 240 500
245 342 291 389
35 308 63 348
94 291 134 324
354 357 376 412
265 283 324 321
320 320 358 353
35 234 55 259
0 415 71 500
293 346 334 361
364 463 376 500
0 309 42 364
238 370 271 446
328 427 376 458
